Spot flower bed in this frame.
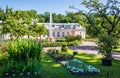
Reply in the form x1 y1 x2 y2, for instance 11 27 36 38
60 59 100 75
47 49 73 61
0 39 42 77
47 49 100 75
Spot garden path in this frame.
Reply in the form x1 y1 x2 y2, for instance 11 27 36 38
43 41 120 60
69 41 120 60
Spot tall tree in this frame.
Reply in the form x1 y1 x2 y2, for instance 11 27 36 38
2 7 39 40
70 0 120 65
31 23 47 41
0 8 4 20
43 12 50 23
80 0 120 65
37 14 45 22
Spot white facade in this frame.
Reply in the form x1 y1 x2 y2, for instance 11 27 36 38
39 23 86 39
0 20 85 40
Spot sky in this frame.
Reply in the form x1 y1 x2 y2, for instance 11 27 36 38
0 0 106 15
0 0 88 14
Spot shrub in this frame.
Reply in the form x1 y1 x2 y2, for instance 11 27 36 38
65 36 75 42
53 54 65 61
56 38 65 42
65 35 82 42
2 39 42 77
42 40 82 47
75 35 82 41
61 44 68 52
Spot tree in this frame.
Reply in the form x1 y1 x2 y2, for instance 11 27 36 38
52 13 59 23
31 22 47 41
82 0 120 66
37 14 45 22
43 12 50 23
71 0 120 66
0 8 4 20
2 6 39 40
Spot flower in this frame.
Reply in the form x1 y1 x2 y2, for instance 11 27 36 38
2 49 6 53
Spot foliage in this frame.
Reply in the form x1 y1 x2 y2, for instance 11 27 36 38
65 59 100 74
1 39 42 77
56 38 65 42
0 49 9 64
0 8 4 20
65 35 82 42
98 34 115 59
42 51 120 78
31 23 47 40
42 40 82 47
61 44 68 52
1 8 35 39
79 0 120 60
47 49 73 61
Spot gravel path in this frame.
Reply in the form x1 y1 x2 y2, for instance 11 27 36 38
69 42 99 55
43 41 120 60
69 41 120 60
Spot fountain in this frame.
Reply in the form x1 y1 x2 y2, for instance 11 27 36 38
49 13 54 42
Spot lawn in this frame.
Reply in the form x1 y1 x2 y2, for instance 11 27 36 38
42 50 120 78
0 50 120 78
113 46 120 52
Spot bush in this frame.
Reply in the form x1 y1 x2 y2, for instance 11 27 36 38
2 39 42 77
61 44 68 52
65 36 75 42
75 35 82 41
56 38 65 42
65 35 82 42
42 40 82 47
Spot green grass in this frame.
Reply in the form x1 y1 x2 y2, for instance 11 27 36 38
113 47 120 52
0 50 120 78
42 50 120 78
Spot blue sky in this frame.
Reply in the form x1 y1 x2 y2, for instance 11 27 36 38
0 0 87 14
0 0 106 14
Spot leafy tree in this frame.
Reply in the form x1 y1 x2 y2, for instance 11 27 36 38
52 13 59 23
80 0 120 61
1 6 38 40
43 12 50 23
70 0 120 65
31 22 47 41
37 14 45 22
0 8 4 20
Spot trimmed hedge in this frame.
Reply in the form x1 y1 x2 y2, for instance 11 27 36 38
42 40 81 47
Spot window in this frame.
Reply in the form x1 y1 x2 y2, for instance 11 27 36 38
67 32 69 36
57 32 60 37
62 32 64 37
53 32 55 37
52 24 55 27
80 32 81 35
62 25 64 28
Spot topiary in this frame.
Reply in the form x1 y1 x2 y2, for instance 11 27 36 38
61 44 68 52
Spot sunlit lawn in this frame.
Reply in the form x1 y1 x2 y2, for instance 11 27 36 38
0 50 120 78
42 50 120 78
113 46 120 52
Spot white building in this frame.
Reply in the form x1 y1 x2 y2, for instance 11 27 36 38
39 23 86 39
0 20 85 40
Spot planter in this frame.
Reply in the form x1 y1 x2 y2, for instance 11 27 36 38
102 58 112 66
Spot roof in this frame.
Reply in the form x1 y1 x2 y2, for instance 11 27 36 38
38 23 83 29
